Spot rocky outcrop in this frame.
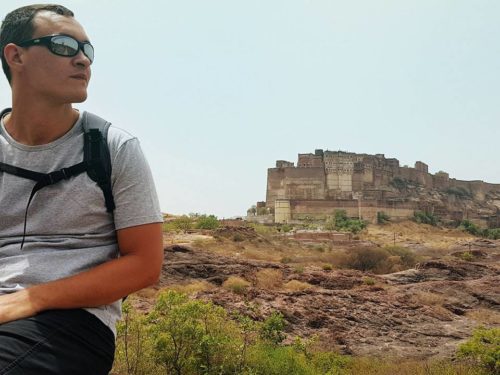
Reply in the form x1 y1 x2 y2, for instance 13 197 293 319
158 244 499 360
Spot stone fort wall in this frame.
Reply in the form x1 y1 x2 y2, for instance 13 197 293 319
265 150 500 224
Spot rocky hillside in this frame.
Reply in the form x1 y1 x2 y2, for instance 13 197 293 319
132 224 500 361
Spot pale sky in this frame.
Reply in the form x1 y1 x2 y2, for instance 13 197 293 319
1 1 499 218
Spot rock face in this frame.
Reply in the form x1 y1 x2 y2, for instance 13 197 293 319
159 244 499 360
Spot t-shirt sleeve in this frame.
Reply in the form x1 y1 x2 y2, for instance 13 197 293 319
110 137 163 230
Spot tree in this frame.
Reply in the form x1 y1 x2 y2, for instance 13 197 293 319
247 205 257 216
195 215 220 230
148 290 241 375
171 215 193 232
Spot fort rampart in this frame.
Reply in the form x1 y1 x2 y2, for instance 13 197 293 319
263 150 500 226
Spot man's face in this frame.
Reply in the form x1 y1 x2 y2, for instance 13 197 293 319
17 11 92 104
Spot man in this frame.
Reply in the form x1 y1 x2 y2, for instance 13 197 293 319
0 4 164 374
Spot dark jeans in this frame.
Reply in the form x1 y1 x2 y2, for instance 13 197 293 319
0 309 115 375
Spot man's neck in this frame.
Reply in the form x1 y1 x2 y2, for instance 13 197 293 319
4 97 79 146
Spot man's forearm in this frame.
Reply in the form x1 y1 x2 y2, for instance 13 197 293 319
0 223 164 324
0 253 160 324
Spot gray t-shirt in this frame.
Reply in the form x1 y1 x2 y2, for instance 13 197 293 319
0 111 163 335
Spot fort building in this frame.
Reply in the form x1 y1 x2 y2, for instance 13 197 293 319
260 150 500 227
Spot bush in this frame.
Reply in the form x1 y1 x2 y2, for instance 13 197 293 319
255 269 283 290
278 224 293 233
457 327 500 373
460 220 500 240
460 251 474 262
114 302 160 374
461 220 480 235
363 277 376 286
167 215 194 232
413 210 438 226
195 214 220 230
377 211 390 224
341 247 391 273
260 312 286 345
322 263 333 271
325 210 367 234
223 276 251 295
148 290 241 374
339 246 418 274
114 293 479 375
283 280 314 291
245 344 312 375
383 246 419 268
484 228 500 240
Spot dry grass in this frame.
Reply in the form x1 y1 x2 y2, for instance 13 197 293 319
409 291 454 320
346 357 487 375
467 308 500 325
364 221 475 249
166 281 214 295
223 276 251 295
132 287 159 300
283 280 314 291
255 269 283 289
410 291 446 306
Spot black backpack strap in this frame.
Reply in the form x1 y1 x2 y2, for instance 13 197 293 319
0 162 45 181
0 107 12 120
0 160 89 249
82 111 115 212
18 161 87 248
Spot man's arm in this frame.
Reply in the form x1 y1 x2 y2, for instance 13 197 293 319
0 222 163 324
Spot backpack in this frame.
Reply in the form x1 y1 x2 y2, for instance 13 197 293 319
0 108 116 248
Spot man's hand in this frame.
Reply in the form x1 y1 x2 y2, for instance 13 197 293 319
0 289 39 324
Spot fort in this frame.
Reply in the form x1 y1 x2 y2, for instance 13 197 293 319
257 150 500 227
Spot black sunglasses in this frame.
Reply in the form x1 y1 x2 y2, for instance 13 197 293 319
18 34 94 63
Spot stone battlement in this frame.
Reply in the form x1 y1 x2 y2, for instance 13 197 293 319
263 149 500 227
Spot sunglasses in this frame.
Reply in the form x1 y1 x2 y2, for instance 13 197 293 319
18 34 94 64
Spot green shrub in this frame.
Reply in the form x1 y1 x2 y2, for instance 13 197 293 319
325 210 367 234
457 327 500 373
460 251 474 262
148 290 242 374
245 344 312 375
195 214 220 230
383 246 419 268
113 302 161 374
413 210 438 226
377 211 390 224
322 263 333 271
167 215 194 232
279 224 293 233
223 276 251 295
461 220 500 240
260 312 286 345
481 227 500 240
113 293 481 375
363 277 376 286
461 220 480 235
341 247 391 273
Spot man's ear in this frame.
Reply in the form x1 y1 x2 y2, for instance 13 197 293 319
3 43 25 73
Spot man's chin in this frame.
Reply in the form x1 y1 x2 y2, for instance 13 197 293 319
71 92 88 103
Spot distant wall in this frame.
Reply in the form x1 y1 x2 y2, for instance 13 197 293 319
264 150 500 225
289 199 416 223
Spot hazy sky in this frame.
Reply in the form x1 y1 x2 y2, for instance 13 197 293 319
1 1 499 218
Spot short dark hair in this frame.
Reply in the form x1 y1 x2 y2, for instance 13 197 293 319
0 4 74 83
